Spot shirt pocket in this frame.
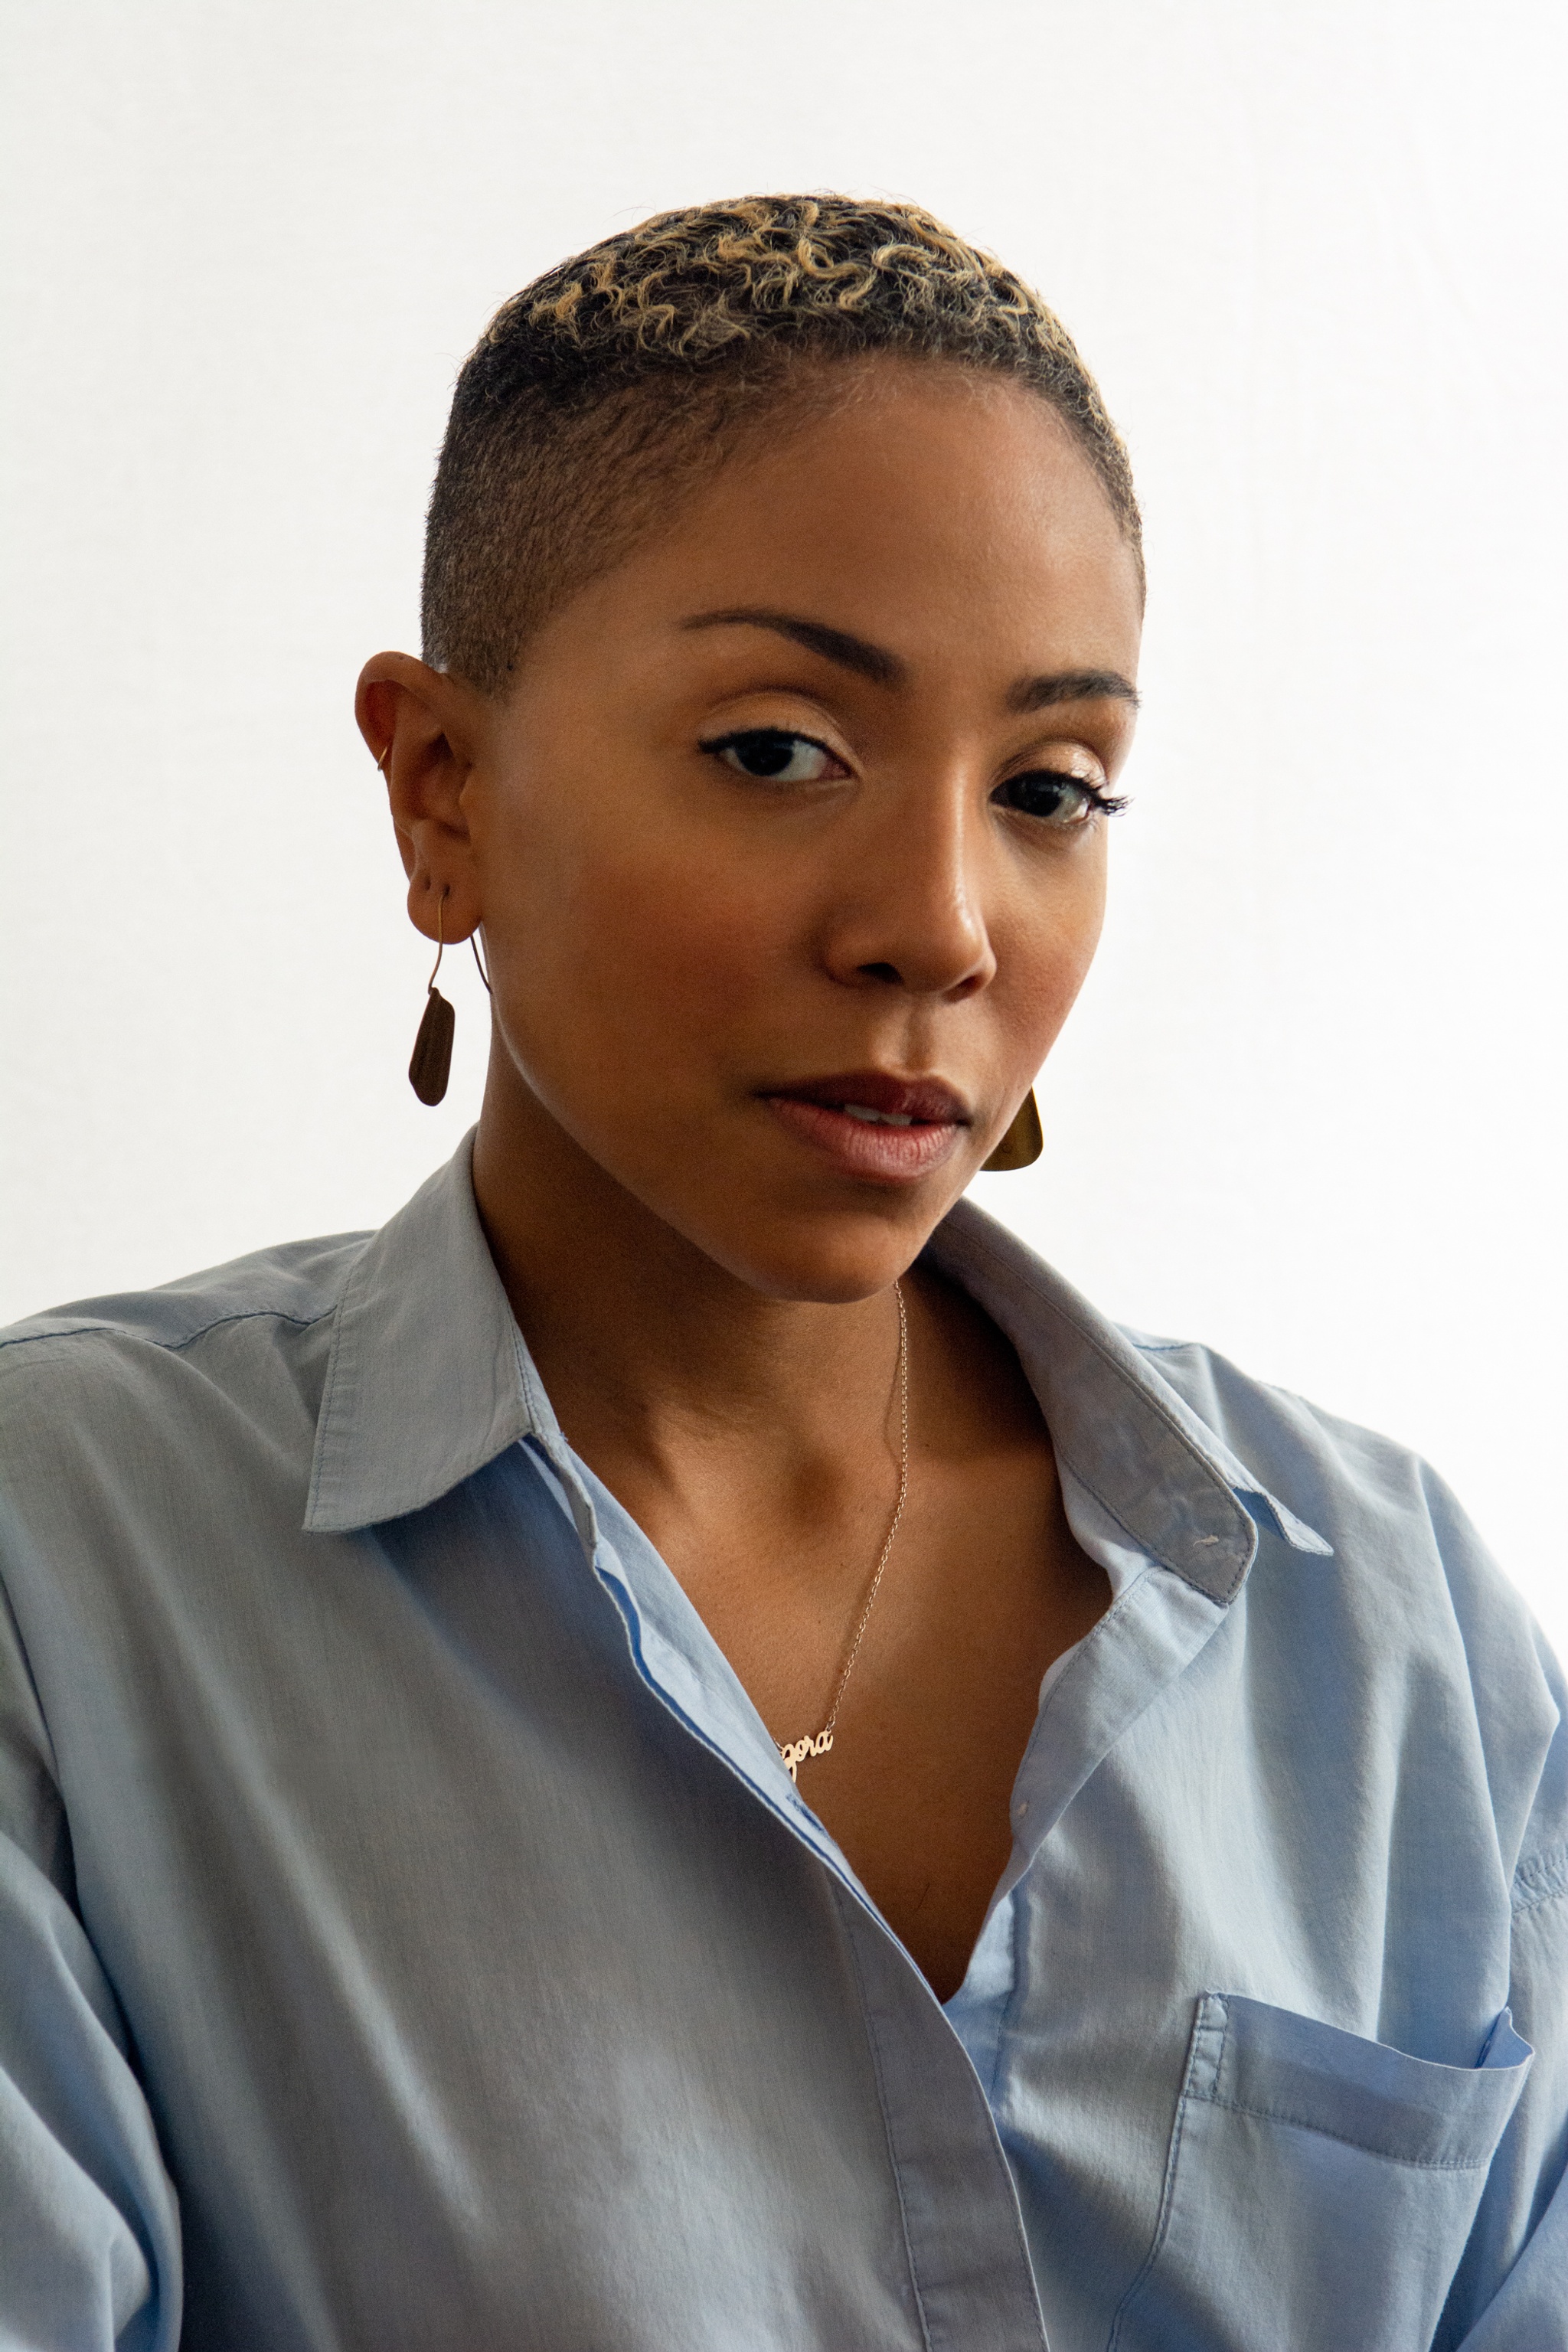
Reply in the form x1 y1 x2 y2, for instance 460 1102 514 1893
1107 1993 1532 2352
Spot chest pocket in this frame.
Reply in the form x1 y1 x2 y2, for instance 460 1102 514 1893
1108 1993 1531 2352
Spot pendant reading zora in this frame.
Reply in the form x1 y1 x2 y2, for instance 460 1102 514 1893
779 1731 833 1782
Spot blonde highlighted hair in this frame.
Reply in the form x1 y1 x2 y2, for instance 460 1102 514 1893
423 194 1140 690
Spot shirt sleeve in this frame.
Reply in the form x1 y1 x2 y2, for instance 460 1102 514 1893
0 1566 181 2352
1439 1624 1568 2350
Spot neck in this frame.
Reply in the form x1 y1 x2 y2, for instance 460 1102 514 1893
469 1057 907 1487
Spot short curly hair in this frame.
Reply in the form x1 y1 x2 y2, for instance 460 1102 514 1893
422 194 1140 693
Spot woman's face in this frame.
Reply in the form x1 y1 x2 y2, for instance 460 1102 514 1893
441 364 1141 1302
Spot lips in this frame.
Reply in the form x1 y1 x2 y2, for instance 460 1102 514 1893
766 1071 969 1124
759 1070 970 1184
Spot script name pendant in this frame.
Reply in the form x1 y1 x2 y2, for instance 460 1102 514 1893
771 1279 910 1792
779 1731 834 1782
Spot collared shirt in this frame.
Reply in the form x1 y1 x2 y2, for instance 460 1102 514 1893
0 1138 1563 2352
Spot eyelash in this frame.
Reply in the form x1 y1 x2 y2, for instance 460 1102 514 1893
701 727 1129 820
699 727 846 785
999 772 1130 820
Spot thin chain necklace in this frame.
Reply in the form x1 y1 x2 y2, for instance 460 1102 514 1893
777 1280 910 1783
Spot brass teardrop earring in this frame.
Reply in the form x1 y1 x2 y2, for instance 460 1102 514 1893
982 1089 1044 1172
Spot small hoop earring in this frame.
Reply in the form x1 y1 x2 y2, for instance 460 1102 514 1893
408 890 457 1106
982 1088 1043 1172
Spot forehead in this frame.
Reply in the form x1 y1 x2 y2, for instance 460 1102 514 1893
575 364 1143 680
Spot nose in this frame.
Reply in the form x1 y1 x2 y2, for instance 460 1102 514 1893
818 777 997 1000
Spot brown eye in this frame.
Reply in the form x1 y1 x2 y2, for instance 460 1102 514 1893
705 729 844 783
994 769 1118 825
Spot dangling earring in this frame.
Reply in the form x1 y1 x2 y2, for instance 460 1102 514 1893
982 1089 1043 1172
380 730 490 1104
407 895 493 1106
409 890 457 1106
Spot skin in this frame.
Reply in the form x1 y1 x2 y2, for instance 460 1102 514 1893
358 360 1143 2001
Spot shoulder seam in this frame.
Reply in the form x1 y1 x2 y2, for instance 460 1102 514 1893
0 1303 336 1361
1513 1840 1568 1916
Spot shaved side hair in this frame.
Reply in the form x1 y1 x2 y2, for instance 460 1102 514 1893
422 194 1142 694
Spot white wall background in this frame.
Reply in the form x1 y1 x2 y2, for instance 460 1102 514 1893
3 0 1564 1649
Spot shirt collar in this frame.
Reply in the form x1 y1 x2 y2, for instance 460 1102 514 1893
305 1133 548 1533
923 1202 1331 1602
305 1138 1331 1590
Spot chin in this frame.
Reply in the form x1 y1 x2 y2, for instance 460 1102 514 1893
692 1197 956 1303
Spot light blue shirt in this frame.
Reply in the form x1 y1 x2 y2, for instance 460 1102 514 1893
0 1138 1563 2351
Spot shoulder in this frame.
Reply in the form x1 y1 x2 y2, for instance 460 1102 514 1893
0 1229 371 1361
1125 1321 1526 1635
0 1230 371 1474
1122 1326 1462 1546
0 1230 370 1367
1129 1326 1567 1885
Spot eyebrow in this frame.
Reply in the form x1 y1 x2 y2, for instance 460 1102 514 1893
680 608 903 684
678 608 1138 712
1007 667 1140 714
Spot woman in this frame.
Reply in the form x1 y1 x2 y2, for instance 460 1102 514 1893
0 195 1561 2351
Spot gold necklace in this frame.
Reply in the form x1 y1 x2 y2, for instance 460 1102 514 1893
777 1280 910 1782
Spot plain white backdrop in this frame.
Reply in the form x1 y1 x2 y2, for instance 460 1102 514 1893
2 1 1564 1648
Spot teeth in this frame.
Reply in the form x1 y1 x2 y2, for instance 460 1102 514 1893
842 1104 916 1127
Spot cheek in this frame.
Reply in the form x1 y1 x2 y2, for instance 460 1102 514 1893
501 820 791 1070
998 846 1108 1048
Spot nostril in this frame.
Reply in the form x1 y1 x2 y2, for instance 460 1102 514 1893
858 962 903 985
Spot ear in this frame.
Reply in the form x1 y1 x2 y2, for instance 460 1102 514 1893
356 652 488 943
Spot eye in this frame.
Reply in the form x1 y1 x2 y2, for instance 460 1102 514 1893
702 728 847 784
992 769 1126 826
